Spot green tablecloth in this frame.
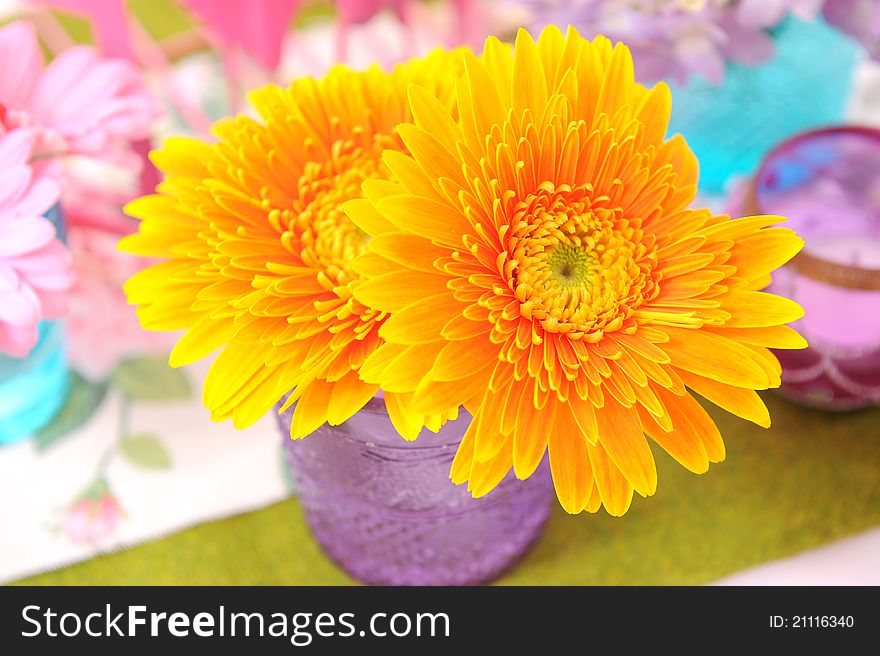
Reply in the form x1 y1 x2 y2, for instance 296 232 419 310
16 394 880 585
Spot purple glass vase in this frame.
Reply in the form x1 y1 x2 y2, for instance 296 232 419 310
276 397 554 585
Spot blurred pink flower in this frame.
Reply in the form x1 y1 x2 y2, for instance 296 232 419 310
64 187 171 381
0 20 157 162
824 0 880 60
336 0 408 24
180 0 302 70
30 0 134 59
63 491 122 545
0 129 71 358
282 0 484 77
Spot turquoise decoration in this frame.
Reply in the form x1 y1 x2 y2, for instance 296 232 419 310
0 204 70 445
667 17 860 194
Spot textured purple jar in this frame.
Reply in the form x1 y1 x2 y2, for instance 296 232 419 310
276 397 554 585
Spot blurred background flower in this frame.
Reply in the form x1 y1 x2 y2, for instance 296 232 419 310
62 479 123 545
823 0 880 59
510 0 856 84
0 129 69 357
64 181 172 381
0 20 158 167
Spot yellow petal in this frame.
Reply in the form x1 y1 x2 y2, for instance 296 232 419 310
367 232 448 274
655 386 726 463
512 390 553 479
661 326 776 389
377 194 472 248
587 441 634 517
289 379 334 439
408 83 462 152
719 290 805 328
384 392 424 441
169 315 234 367
512 28 549 113
704 325 807 350
353 270 447 313
380 293 462 345
343 198 397 237
548 405 594 513
595 395 657 497
450 418 477 484
397 123 467 189
326 371 377 426
678 370 771 428
637 392 710 474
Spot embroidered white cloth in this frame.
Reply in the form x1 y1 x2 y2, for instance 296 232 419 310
0 361 290 584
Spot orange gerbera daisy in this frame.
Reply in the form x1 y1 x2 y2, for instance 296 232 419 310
121 51 461 438
348 27 807 514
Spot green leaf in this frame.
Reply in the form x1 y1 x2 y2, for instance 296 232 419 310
112 355 192 402
119 434 172 469
34 373 108 451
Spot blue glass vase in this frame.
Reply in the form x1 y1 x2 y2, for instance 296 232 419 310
667 17 860 194
0 204 70 444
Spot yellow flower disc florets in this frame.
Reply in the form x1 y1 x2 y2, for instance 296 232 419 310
504 182 657 336
288 134 398 287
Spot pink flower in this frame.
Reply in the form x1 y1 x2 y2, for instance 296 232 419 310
824 0 880 60
64 184 171 381
63 492 122 545
0 20 158 161
336 0 408 25
0 130 71 357
180 0 302 70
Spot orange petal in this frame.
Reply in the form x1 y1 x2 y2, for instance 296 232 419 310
169 315 234 367
678 370 771 428
326 371 378 426
397 123 468 189
384 392 426 441
512 28 549 113
289 378 334 439
587 441 634 517
703 324 807 350
661 326 776 389
343 198 397 236
380 293 461 345
513 389 553 479
367 232 449 274
637 393 710 474
472 389 510 463
468 430 514 498
718 290 805 328
450 418 477 485
655 386 725 463
548 404 594 513
353 270 447 313
595 395 657 497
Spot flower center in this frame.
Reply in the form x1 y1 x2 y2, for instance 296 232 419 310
273 133 399 289
546 243 593 287
504 183 656 336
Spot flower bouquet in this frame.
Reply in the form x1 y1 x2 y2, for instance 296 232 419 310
123 26 806 584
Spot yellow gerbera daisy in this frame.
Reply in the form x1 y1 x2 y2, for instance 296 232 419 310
348 27 807 515
121 50 461 438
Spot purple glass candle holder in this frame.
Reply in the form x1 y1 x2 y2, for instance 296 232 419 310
276 397 555 585
739 126 880 410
